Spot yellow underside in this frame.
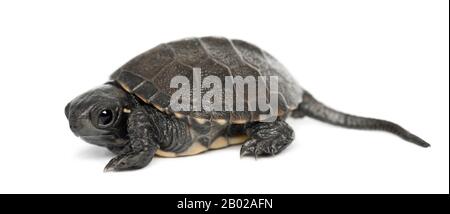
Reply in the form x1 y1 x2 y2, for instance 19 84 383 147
155 135 248 158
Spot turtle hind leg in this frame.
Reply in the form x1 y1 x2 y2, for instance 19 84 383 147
240 119 295 158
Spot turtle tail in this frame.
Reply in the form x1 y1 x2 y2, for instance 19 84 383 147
292 91 430 148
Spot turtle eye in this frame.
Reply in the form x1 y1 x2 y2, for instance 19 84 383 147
98 109 114 126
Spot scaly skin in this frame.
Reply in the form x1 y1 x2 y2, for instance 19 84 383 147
104 101 194 171
240 119 294 157
295 92 430 148
66 83 429 172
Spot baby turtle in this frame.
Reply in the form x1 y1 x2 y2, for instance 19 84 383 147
65 36 429 171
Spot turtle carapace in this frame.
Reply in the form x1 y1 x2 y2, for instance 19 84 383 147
65 37 429 171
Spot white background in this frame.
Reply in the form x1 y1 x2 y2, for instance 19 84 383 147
0 0 448 194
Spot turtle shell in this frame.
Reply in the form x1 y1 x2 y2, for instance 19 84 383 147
110 37 304 123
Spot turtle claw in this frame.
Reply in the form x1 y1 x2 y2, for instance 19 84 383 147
240 139 266 159
240 138 291 158
104 156 126 172
239 147 256 159
239 149 247 158
240 139 259 158
239 120 294 159
103 151 153 172
103 165 116 173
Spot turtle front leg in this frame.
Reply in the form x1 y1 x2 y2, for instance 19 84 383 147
240 119 294 158
104 107 158 171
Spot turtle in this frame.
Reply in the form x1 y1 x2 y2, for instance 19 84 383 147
65 36 430 171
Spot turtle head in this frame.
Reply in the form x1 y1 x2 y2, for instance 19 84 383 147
65 83 131 147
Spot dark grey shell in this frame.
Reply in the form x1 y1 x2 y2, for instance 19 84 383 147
111 37 304 123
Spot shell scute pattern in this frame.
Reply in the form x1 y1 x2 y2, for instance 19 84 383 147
111 37 304 123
